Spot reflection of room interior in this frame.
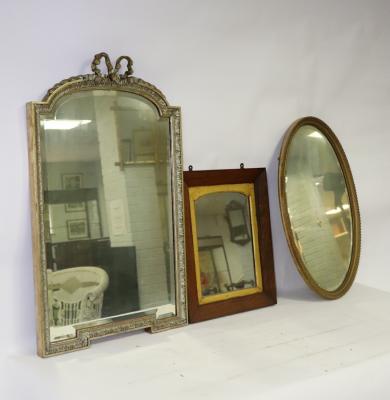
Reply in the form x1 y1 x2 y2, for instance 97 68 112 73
44 184 140 321
42 90 174 329
195 192 257 297
286 127 352 291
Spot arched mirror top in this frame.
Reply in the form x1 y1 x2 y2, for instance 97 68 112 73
27 53 186 357
278 116 361 299
36 52 173 119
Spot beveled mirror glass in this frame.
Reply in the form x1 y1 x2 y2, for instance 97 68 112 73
279 117 360 299
27 53 186 357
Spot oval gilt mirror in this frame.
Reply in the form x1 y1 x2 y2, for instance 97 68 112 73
278 117 361 299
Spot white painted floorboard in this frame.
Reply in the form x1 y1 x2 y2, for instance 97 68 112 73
2 284 390 399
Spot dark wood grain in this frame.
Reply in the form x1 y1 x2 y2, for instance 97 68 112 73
184 168 277 323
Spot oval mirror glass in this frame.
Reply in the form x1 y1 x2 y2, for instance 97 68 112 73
278 117 360 298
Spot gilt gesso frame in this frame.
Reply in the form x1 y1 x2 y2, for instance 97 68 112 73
278 116 361 299
27 53 187 357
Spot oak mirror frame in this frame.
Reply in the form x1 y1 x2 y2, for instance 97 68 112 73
27 53 187 357
278 116 361 299
184 168 277 323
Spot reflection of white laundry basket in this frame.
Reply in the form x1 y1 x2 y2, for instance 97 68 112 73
47 267 109 326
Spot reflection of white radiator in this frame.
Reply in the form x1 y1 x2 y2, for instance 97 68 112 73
47 266 109 327
287 175 346 291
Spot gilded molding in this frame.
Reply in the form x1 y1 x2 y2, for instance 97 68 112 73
278 116 361 300
27 53 187 357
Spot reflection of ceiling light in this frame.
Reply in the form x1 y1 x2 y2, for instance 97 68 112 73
326 207 341 215
42 120 91 130
308 131 323 139
326 204 350 215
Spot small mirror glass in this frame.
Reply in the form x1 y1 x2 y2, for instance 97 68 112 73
193 191 258 303
279 117 360 298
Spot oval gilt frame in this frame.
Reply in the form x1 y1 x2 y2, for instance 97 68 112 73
278 116 361 299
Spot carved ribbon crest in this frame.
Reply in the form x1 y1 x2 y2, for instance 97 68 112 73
91 52 134 81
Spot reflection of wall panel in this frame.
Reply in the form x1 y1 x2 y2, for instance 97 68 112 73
94 94 134 247
124 165 170 309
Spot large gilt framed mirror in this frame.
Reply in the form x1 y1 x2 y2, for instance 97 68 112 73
278 116 361 299
27 53 186 357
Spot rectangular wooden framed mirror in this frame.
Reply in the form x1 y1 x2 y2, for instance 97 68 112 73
184 168 277 323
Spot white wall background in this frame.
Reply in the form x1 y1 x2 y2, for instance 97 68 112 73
1 0 390 397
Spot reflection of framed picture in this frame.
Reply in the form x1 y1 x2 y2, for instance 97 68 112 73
67 219 89 240
65 202 86 213
62 174 83 190
62 174 84 212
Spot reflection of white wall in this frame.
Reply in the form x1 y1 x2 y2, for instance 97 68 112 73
197 214 256 284
94 93 134 248
124 165 170 308
289 127 342 177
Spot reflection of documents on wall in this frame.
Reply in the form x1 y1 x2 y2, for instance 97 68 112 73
109 199 127 236
287 174 347 291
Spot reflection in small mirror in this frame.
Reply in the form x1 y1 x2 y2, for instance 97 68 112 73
285 125 352 291
40 90 175 341
193 190 261 303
